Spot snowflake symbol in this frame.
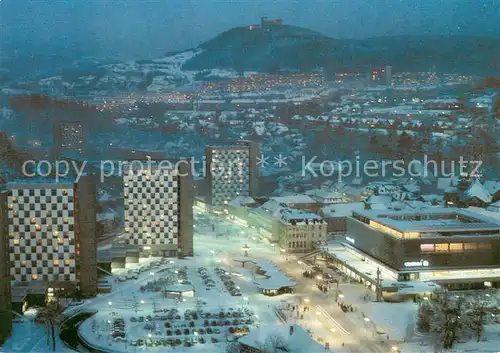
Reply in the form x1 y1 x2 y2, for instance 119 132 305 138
274 154 288 168
257 154 269 168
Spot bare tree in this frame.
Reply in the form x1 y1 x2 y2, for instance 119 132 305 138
467 300 486 342
425 290 467 350
257 334 289 353
37 303 63 351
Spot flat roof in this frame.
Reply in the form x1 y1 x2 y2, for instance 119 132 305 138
352 207 500 233
7 178 76 188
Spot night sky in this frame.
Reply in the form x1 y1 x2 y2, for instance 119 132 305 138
1 0 499 61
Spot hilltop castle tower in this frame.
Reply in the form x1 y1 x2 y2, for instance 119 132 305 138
260 17 283 32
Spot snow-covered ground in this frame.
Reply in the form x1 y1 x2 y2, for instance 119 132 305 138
5 207 500 353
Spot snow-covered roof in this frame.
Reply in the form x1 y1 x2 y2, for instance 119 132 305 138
238 324 325 353
352 207 500 233
464 179 492 204
366 195 393 205
279 209 324 225
229 195 257 207
321 202 365 218
234 259 296 290
483 180 500 195
164 283 195 293
305 188 344 200
271 194 316 204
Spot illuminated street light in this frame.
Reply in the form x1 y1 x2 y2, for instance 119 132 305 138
304 298 310 303
140 300 145 304
364 317 370 322
391 347 399 352
316 311 322 316
330 328 336 333
338 294 344 299
316 275 323 280
108 301 112 306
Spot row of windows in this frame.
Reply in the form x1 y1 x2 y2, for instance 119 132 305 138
9 203 73 211
10 250 74 259
420 243 491 253
9 231 72 238
11 239 74 246
288 241 307 249
17 274 73 281
369 220 420 238
12 260 73 268
11 223 74 231
8 189 70 197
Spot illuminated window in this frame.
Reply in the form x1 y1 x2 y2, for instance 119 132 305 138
53 260 59 266
404 232 420 239
420 244 434 252
31 274 38 280
449 243 463 252
30 218 36 224
464 243 477 250
478 243 491 249
58 238 64 245
435 244 449 252
64 260 70 266
62 189 68 195
13 239 19 245
63 218 68 224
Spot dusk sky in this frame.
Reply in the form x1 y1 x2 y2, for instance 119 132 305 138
1 0 499 60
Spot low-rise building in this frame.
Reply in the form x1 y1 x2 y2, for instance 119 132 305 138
278 209 327 253
346 207 500 289
320 202 365 232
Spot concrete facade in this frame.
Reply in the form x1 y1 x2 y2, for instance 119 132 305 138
76 175 98 297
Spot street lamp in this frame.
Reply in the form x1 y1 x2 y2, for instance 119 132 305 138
364 317 370 322
140 300 145 304
338 294 344 299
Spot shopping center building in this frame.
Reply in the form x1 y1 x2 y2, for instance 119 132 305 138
344 208 500 289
